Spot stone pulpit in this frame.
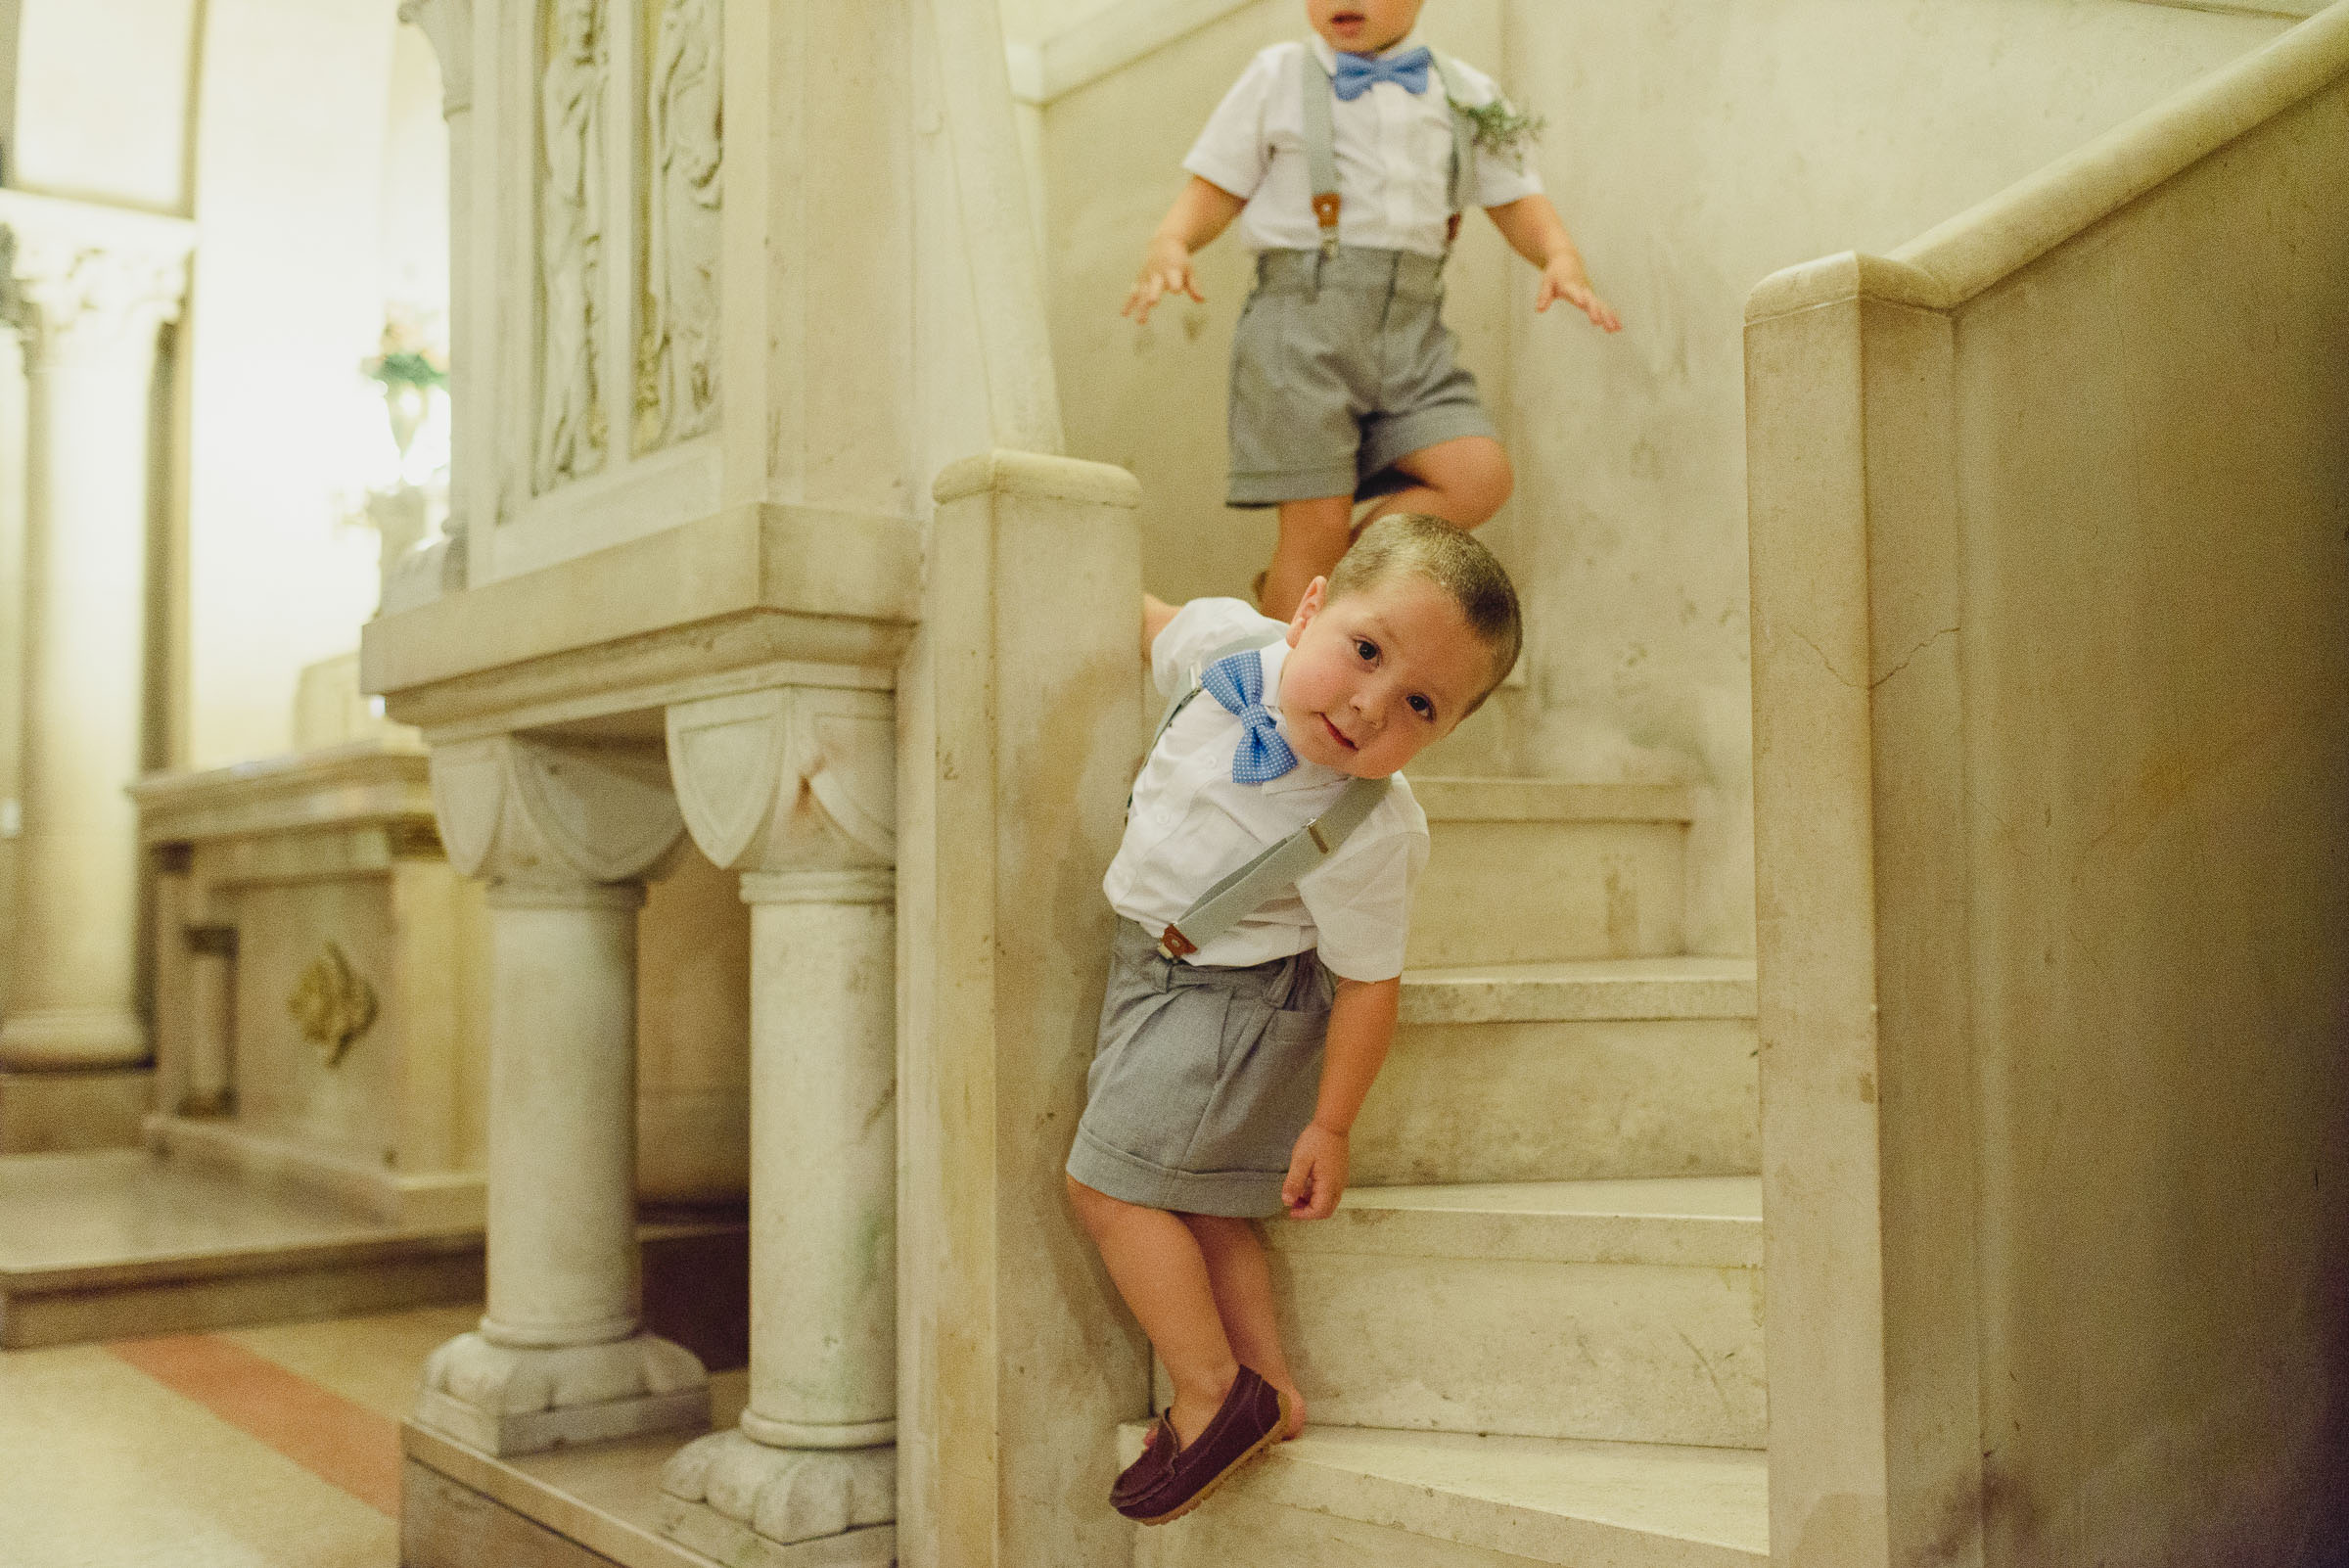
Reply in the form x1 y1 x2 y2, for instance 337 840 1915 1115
373 3 1145 1567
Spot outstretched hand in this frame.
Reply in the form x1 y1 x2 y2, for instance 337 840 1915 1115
1125 238 1205 325
1282 1123 1351 1221
1538 257 1621 332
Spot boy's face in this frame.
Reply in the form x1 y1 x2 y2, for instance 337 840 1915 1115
1308 0 1425 55
1277 571 1492 780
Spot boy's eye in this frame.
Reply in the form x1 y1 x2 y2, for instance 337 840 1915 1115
1354 638 1379 662
1408 694 1435 720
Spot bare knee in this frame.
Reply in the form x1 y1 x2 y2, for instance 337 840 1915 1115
1441 439 1513 524
1400 437 1512 527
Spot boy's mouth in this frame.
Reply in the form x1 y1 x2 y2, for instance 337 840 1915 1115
1320 715 1358 751
1329 10 1366 34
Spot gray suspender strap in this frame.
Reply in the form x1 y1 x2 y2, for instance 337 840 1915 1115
1298 52 1341 255
1157 772 1391 960
1298 49 1477 258
1431 54 1479 214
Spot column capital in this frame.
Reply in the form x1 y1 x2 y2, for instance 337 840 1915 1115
0 191 195 365
429 733 685 890
668 687 896 876
397 0 474 116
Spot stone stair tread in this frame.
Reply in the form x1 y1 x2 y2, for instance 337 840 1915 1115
1115 1422 1767 1567
1401 956 1756 1024
1267 1177 1763 1268
1410 776 1693 823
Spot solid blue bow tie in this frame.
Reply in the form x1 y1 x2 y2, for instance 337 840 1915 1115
1333 45 1433 101
1201 649 1299 784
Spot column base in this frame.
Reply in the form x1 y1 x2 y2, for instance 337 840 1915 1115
415 1329 711 1456
0 1066 153 1151
658 1428 895 1556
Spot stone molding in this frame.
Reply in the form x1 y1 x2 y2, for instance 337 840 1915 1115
429 732 684 889
0 191 195 365
667 687 895 874
398 0 475 116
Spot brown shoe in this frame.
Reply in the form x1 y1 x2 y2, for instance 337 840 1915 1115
1111 1366 1291 1525
1109 1411 1178 1514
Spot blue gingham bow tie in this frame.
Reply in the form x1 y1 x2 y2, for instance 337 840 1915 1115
1202 649 1299 783
1333 45 1433 100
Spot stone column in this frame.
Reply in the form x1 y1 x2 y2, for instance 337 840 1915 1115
182 925 238 1117
0 193 194 1073
658 686 899 1556
413 733 710 1455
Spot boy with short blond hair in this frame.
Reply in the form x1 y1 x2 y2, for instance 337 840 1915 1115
1125 0 1618 619
1066 514 1522 1523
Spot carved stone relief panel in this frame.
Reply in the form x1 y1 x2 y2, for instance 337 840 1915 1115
635 0 721 455
536 0 610 492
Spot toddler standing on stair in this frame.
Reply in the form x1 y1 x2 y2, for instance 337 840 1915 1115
1124 0 1619 619
1066 515 1523 1524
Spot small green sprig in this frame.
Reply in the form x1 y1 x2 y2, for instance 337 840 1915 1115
1454 96 1545 168
367 349 449 393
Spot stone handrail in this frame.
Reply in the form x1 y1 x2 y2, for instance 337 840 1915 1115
1749 0 2349 319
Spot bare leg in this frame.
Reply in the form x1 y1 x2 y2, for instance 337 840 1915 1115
1358 435 1514 533
1182 1215 1306 1439
1067 1176 1238 1448
1260 495 1353 621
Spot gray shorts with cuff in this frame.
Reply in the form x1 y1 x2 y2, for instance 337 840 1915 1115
1226 246 1497 508
1066 921 1334 1218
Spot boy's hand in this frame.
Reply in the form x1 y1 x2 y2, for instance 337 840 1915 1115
1282 1123 1351 1221
1538 257 1621 332
1124 236 1205 325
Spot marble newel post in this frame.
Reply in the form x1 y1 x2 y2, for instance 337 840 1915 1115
0 193 193 1075
658 687 899 1560
413 734 710 1454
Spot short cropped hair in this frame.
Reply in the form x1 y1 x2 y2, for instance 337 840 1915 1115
1326 513 1522 711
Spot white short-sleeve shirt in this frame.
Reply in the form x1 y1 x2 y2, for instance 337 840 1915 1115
1181 32 1544 259
1103 598 1431 982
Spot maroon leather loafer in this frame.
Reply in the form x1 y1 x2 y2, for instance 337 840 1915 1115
1109 1410 1179 1514
1111 1365 1291 1525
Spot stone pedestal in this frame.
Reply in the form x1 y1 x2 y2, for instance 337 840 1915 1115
0 191 193 1093
412 732 709 1455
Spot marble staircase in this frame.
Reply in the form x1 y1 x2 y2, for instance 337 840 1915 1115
1128 775 1770 1567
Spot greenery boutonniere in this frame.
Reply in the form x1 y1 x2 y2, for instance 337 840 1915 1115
1452 95 1545 169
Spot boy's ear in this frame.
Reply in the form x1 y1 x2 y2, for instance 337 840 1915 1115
1286 576 1327 645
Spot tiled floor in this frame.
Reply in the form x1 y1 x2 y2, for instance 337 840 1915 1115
0 1301 480 1568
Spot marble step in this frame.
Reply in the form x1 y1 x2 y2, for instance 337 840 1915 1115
1118 1423 1767 1568
0 1149 746 1364
1409 779 1691 967
1263 1178 1767 1449
1354 958 1760 1186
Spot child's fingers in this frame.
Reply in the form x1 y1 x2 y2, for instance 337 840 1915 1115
1281 1147 1313 1210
